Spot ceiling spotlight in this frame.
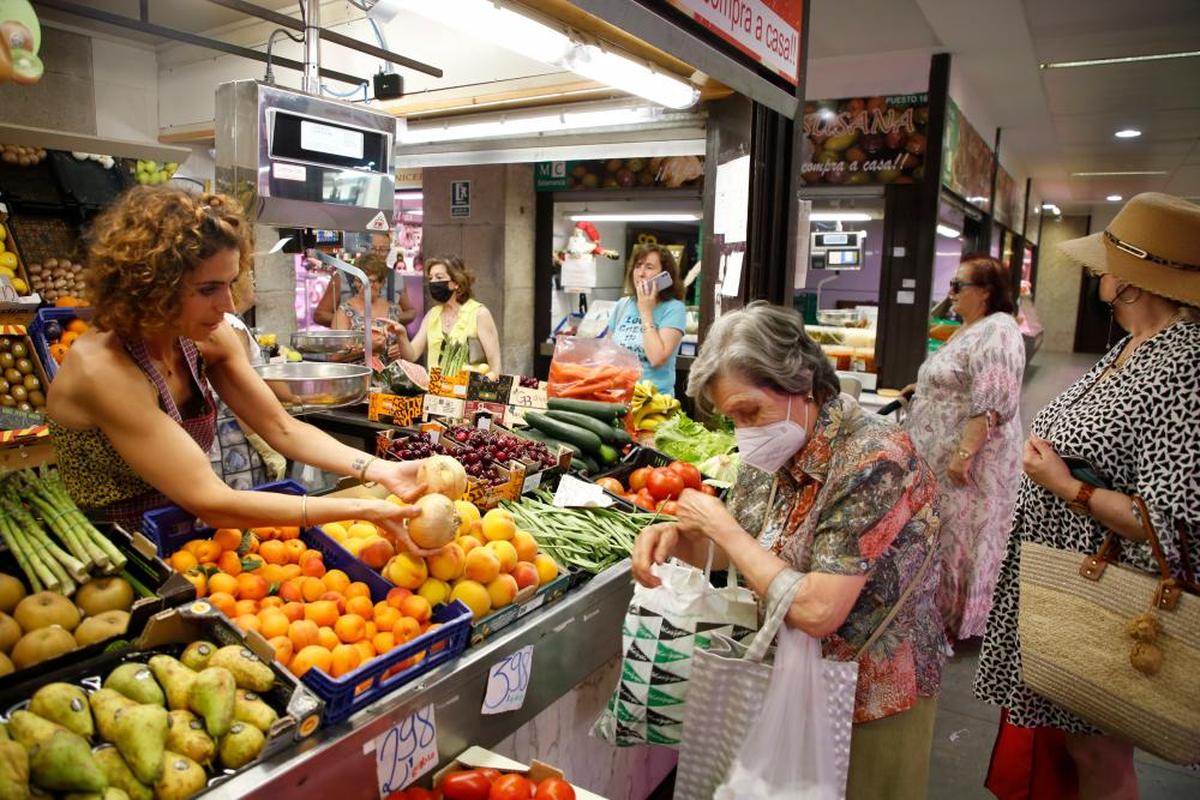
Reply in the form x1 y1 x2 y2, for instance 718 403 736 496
1107 194 1123 202
1114 129 1142 139
936 224 961 238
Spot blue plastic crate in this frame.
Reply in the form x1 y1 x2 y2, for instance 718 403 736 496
28 307 93 382
140 480 473 726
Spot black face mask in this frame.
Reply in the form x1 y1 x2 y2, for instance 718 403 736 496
429 281 453 303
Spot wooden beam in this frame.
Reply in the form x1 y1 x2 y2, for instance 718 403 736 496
159 128 216 145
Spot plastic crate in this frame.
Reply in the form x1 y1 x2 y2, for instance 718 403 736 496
469 566 572 647
140 480 474 726
28 306 92 381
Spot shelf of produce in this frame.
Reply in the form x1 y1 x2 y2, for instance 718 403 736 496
210 559 635 799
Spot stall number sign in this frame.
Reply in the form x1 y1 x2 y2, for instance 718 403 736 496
451 180 471 218
373 703 438 797
482 645 534 715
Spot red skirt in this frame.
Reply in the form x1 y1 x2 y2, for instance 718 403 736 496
985 708 1079 800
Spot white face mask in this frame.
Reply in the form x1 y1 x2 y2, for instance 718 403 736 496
734 396 810 474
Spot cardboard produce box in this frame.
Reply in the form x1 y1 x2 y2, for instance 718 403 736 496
432 746 608 800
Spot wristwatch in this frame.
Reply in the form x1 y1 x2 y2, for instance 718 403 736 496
1068 482 1096 515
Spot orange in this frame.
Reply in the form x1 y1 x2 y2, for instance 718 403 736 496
194 540 222 564
364 621 378 640
344 581 371 601
182 570 206 598
208 572 238 597
322 569 351 594
235 599 260 617
393 616 420 642
259 608 290 639
217 550 243 577
281 601 306 622
259 564 286 586
400 595 432 623
235 613 261 633
372 631 396 654
345 595 374 620
334 613 366 644
278 525 301 540
267 635 294 667
305 599 339 628
241 554 266 573
288 619 320 650
300 553 326 578
283 539 307 563
330 643 362 678
213 528 243 552
251 526 278 541
353 640 377 664
66 319 89 335
317 626 339 650
386 587 413 609
182 540 206 557
319 591 347 614
207 591 237 618
300 577 326 603
236 573 269 601
373 604 400 632
260 596 284 610
169 550 198 573
291 645 332 678
259 540 288 566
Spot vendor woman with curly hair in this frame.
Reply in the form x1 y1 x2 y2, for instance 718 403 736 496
46 186 438 553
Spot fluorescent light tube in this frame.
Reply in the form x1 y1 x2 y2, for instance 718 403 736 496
810 212 871 222
400 101 663 144
1071 170 1168 177
569 213 700 222
1114 129 1142 139
936 224 961 238
1107 194 1123 202
1041 50 1200 69
563 45 699 110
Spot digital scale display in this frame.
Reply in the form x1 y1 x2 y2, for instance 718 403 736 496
300 120 364 160
270 111 389 173
826 249 861 266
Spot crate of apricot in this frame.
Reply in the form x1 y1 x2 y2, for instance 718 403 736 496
141 480 473 725
29 306 93 381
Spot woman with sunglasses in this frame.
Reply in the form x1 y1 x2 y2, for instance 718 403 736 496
902 255 1026 640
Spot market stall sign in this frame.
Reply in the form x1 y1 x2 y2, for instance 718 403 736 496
993 164 1023 231
482 645 534 715
373 702 438 797
941 98 995 212
799 94 929 186
666 0 803 85
534 157 705 192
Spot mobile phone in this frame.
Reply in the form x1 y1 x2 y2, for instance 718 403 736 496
641 271 673 295
1061 454 1113 489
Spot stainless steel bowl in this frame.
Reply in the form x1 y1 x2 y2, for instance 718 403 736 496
290 330 364 363
254 362 372 410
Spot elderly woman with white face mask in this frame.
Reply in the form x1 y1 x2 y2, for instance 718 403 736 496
631 301 946 800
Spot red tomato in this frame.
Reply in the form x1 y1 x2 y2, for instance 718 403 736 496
634 489 657 511
646 468 685 501
476 770 502 784
668 461 703 491
400 790 437 800
700 484 718 496
535 778 576 800
440 770 493 800
628 467 652 492
489 774 534 800
595 477 623 494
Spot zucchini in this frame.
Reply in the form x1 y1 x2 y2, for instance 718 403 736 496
517 428 582 458
597 443 619 465
569 453 600 474
609 425 632 446
525 412 603 454
546 398 629 421
545 410 622 444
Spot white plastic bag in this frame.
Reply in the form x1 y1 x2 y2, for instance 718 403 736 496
714 626 840 800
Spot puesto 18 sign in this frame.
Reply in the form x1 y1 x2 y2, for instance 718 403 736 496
799 94 929 185
666 0 803 85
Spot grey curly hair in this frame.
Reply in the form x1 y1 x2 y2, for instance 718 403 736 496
687 301 841 414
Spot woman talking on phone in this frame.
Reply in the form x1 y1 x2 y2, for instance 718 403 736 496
609 244 687 396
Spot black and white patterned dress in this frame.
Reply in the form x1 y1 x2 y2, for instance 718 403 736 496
974 318 1200 732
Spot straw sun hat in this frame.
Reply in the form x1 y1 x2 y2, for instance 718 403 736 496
1058 192 1200 308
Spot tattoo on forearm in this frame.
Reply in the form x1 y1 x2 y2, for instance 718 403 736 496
351 456 366 474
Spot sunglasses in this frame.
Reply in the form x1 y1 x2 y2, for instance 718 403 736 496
949 279 981 293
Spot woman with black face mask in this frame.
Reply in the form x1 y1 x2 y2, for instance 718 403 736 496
394 256 502 376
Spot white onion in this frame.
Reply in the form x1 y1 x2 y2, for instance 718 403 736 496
407 493 460 550
417 454 468 500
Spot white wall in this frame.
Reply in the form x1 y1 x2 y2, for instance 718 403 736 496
805 49 933 100
91 38 159 142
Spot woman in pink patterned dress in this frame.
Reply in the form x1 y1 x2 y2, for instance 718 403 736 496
904 255 1026 639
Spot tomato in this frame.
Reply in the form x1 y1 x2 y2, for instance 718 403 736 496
634 489 656 511
660 500 679 516
440 770 493 800
489 774 534 800
668 461 703 491
535 778 576 800
646 468 685 501
628 467 652 492
700 484 718 496
476 770 502 784
595 477 623 495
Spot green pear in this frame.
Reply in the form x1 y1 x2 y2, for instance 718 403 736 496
217 721 265 770
188 667 235 739
152 751 206 800
0 739 29 800
179 642 216 673
148 656 196 712
233 689 278 733
92 746 152 800
103 664 164 707
28 729 107 793
206 646 275 693
6 710 66 749
63 790 130 800
165 711 215 767
29 683 94 739
90 689 137 743
111 705 167 785
0 721 9 741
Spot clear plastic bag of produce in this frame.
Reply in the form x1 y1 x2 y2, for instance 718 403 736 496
547 336 642 405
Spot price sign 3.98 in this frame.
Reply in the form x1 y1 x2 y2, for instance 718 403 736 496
375 703 438 798
482 645 534 715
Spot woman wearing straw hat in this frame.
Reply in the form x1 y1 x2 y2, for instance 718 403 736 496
974 193 1200 798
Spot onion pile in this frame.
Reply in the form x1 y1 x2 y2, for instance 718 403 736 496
407 493 460 550
26 257 84 303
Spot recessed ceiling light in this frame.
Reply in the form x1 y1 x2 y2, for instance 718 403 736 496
1041 50 1200 69
1107 194 1123 202
1071 170 1168 177
1114 129 1142 139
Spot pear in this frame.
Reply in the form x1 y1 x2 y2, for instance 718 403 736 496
28 729 107 793
179 641 216 672
0 721 8 741
111 704 167 785
103 663 164 707
90 689 138 743
63 790 130 800
152 751 206 800
206 646 275 693
29 682 94 739
188 667 235 739
6 710 66 749
217 721 265 770
165 711 215 767
92 746 152 800
148 656 196 712
233 690 278 733
0 739 29 800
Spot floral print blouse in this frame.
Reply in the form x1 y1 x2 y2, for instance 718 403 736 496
726 395 945 722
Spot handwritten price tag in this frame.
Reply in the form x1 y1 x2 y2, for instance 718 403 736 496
374 703 438 798
481 645 534 715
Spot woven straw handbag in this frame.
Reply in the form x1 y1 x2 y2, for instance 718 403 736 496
1018 496 1200 764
